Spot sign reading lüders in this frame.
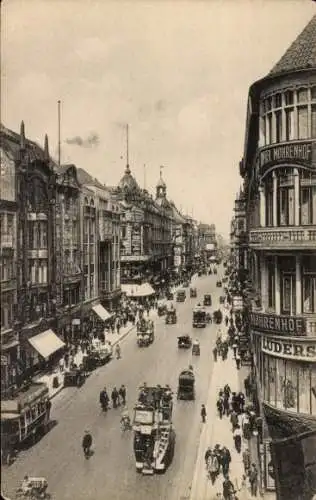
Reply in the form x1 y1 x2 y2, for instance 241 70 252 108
259 141 316 174
261 336 316 362
250 312 306 336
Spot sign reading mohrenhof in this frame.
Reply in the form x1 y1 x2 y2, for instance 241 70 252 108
261 336 316 362
250 312 306 336
259 141 316 174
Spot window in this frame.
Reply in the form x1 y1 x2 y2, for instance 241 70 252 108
281 274 296 315
278 187 294 226
285 90 294 105
266 114 273 144
301 186 315 225
285 108 294 141
303 275 316 313
267 258 275 309
275 110 282 143
298 106 308 139
297 88 308 103
311 367 316 416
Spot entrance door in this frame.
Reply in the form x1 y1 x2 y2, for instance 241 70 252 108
281 274 296 315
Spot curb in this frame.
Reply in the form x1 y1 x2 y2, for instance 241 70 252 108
49 324 137 400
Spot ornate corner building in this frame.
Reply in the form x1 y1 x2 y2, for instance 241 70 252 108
240 16 316 499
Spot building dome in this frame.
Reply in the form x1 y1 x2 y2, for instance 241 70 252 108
118 165 139 191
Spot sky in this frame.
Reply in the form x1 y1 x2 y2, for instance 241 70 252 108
2 0 315 238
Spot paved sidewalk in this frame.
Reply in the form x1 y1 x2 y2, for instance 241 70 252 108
33 319 139 400
189 350 256 500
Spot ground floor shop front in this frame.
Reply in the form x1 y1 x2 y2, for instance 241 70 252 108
251 328 316 499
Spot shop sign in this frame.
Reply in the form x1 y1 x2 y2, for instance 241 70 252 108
259 141 316 174
261 336 316 362
250 312 306 336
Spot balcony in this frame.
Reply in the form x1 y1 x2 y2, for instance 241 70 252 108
249 227 316 250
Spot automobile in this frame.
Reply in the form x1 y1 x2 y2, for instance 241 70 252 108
165 309 177 324
203 294 212 306
192 342 200 356
157 300 167 316
176 290 186 302
219 295 225 304
166 292 174 301
177 335 192 348
177 369 195 400
193 308 207 328
216 280 222 287
190 287 197 298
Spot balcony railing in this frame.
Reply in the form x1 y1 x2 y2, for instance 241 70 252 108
249 227 316 249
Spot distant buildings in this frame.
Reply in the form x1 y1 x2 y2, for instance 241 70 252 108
237 16 316 500
0 122 215 394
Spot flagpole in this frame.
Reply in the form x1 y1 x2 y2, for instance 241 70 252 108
58 100 61 167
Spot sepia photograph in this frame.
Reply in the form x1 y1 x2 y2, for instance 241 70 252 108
1 1 316 499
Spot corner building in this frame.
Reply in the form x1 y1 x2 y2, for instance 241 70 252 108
241 16 316 499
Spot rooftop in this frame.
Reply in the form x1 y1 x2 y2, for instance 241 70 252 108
269 15 316 76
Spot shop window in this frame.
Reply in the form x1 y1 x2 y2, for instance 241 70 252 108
312 105 316 138
268 357 277 406
264 354 270 402
284 362 298 411
298 364 312 414
297 106 308 139
275 358 286 410
311 367 316 416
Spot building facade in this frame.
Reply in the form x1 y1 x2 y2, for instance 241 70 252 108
1 126 19 396
241 17 316 499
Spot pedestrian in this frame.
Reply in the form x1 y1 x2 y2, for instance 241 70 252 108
232 341 238 359
59 356 65 372
242 448 251 476
223 393 230 417
238 391 246 414
222 475 235 500
118 384 126 406
249 464 258 496
233 425 242 453
217 397 224 419
205 446 212 466
225 315 229 326
230 410 239 431
111 387 119 408
207 451 220 484
224 384 231 398
201 404 207 423
242 413 251 440
115 344 121 359
213 346 218 362
236 352 241 370
82 430 92 459
221 447 231 476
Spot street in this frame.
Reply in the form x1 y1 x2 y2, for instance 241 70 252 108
2 272 224 500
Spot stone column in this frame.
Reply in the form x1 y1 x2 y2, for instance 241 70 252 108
275 255 281 314
259 185 266 227
296 254 302 315
273 171 278 227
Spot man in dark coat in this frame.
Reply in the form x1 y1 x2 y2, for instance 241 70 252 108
118 385 127 406
82 430 92 458
111 387 119 408
221 447 231 476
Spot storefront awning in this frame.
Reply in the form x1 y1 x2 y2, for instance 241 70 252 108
28 330 65 359
121 283 155 297
92 304 112 321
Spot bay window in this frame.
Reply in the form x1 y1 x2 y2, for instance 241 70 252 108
260 86 315 145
